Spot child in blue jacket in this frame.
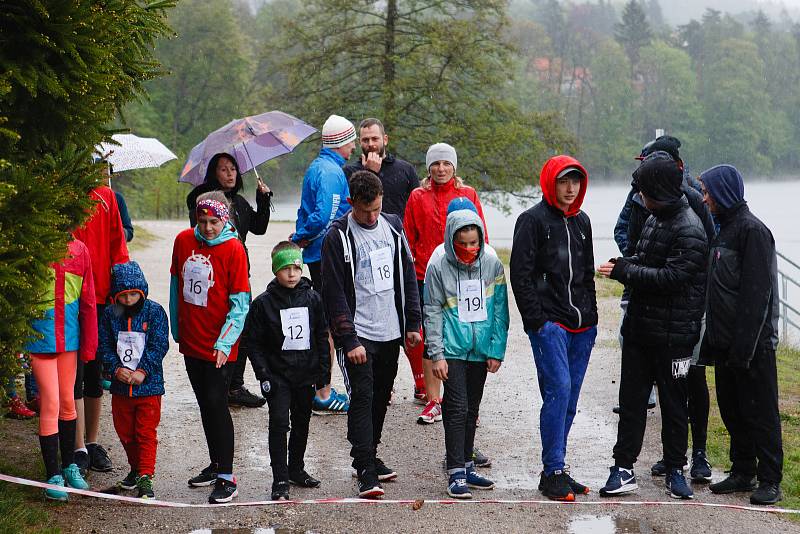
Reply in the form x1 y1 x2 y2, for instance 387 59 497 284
100 261 169 499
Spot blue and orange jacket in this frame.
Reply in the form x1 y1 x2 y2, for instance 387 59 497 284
100 262 169 397
26 239 98 361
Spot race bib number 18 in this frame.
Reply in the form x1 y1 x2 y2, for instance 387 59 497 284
281 307 311 351
370 247 394 293
458 279 487 323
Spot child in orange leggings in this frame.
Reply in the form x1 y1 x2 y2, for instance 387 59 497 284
26 238 97 501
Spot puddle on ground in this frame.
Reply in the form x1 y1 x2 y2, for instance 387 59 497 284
188 528 319 534
568 515 654 534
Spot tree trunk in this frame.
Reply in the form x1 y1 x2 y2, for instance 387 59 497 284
383 0 397 128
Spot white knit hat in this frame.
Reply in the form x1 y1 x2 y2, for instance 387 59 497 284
321 115 357 148
426 143 457 172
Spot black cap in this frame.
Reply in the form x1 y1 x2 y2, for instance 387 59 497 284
636 135 681 161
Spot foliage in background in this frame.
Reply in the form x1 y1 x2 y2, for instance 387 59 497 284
0 1 173 383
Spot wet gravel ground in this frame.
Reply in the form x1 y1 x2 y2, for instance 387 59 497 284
43 220 800 533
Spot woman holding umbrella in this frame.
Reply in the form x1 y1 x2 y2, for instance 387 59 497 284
186 152 271 409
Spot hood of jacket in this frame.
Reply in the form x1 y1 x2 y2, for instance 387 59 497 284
699 164 745 210
539 155 588 217
444 208 485 266
111 261 148 300
193 221 239 246
319 147 346 167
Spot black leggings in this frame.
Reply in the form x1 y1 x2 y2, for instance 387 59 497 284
266 375 315 482
184 356 235 474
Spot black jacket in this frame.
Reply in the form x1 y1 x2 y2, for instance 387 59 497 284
699 202 779 368
510 201 598 332
611 198 708 347
343 153 420 218
240 278 331 387
320 212 421 353
186 181 271 245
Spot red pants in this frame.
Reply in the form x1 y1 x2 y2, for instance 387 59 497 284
111 395 162 476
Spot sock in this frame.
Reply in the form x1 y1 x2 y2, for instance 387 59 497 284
74 447 88 454
465 460 476 471
85 442 97 447
39 433 61 479
58 419 77 468
218 473 235 482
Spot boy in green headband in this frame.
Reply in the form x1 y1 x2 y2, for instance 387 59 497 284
241 241 331 500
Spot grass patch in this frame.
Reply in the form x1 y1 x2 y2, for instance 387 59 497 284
128 224 160 253
705 344 800 512
0 418 60 533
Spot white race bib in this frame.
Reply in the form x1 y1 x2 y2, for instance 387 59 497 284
458 279 487 323
182 254 212 307
280 307 311 351
369 247 394 293
117 331 146 371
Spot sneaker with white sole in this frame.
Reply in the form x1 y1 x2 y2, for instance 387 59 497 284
62 463 89 490
208 477 238 504
413 386 427 405
375 458 398 481
44 474 68 502
119 469 138 490
466 467 494 490
356 469 384 499
599 466 638 497
188 463 218 487
312 388 349 415
665 468 694 500
417 400 442 424
447 472 472 499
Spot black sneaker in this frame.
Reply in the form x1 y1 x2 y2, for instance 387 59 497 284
563 467 590 495
74 450 90 478
208 478 238 504
357 469 384 499
538 470 575 501
472 449 492 468
136 474 155 499
271 480 290 501
375 458 397 481
709 472 756 494
87 443 113 472
119 469 138 490
188 463 218 487
289 469 321 488
750 482 782 505
651 459 667 477
228 386 266 408
690 450 712 483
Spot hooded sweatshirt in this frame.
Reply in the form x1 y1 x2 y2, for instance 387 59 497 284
169 222 251 362
100 262 169 397
423 209 509 362
699 164 745 210
510 155 597 333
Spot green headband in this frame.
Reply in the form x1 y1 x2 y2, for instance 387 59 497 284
272 248 303 275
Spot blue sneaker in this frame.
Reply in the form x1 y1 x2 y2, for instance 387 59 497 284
447 472 472 499
599 466 638 497
665 468 694 499
312 388 349 415
44 474 68 502
101 379 112 391
62 463 89 490
466 467 495 490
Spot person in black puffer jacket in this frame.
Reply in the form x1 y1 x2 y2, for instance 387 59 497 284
598 156 708 500
186 152 272 408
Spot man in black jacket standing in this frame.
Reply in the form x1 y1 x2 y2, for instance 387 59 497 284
598 156 708 500
698 164 783 505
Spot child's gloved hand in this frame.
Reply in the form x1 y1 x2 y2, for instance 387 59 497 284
260 380 271 396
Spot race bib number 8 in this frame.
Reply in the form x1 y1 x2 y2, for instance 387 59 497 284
370 247 394 293
117 331 146 371
458 279 487 323
182 255 212 307
281 307 311 351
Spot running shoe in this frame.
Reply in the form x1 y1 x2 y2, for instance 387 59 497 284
356 469 384 499
62 463 89 490
119 469 138 490
539 470 575 501
690 450 712 483
709 472 756 494
289 469 321 488
413 386 427 405
417 400 442 424
473 449 492 468
73 450 89 478
188 463 218 487
87 443 112 472
271 480 290 501
26 395 40 414
447 472 472 499
312 388 349 415
228 386 266 408
665 468 693 499
651 459 667 476
375 458 398 481
563 466 590 495
750 482 782 505
466 467 494 490
599 466 638 497
208 478 238 504
136 474 154 499
44 474 68 502
5 397 35 419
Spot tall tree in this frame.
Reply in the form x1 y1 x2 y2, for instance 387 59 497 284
261 0 574 194
614 0 651 74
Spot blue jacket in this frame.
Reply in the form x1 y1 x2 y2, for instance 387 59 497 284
293 148 351 263
100 261 169 397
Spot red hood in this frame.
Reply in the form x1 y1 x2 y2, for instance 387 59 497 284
539 155 588 217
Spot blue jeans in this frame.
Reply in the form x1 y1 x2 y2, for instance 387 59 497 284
528 322 597 475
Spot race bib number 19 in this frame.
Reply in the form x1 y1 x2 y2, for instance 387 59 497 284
370 247 393 293
117 331 146 371
281 307 311 351
458 279 487 323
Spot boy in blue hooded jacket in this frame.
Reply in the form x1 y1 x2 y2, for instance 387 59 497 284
424 198 509 499
100 261 169 499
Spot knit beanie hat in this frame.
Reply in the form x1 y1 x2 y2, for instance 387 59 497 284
699 164 745 210
426 143 457 172
272 247 303 275
446 197 478 215
321 115 356 148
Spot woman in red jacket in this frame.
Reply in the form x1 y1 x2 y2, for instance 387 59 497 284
403 143 488 424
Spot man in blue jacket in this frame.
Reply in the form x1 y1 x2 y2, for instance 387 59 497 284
292 114 356 413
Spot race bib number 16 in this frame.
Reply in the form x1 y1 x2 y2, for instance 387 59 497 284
182 255 212 307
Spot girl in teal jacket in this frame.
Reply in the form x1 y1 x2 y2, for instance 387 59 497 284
423 198 509 499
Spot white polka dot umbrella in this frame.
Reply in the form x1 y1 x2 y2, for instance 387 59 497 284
96 134 178 172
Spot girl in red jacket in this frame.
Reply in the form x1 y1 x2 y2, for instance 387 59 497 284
170 191 250 504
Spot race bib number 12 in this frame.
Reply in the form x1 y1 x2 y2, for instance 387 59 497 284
281 307 311 351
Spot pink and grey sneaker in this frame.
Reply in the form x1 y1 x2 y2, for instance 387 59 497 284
417 400 442 424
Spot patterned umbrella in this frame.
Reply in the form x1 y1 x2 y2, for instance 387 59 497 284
179 110 317 186
96 134 177 172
